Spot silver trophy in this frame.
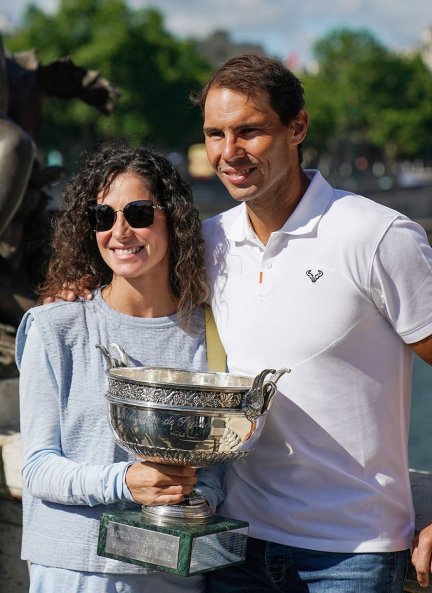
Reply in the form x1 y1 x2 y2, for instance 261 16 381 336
96 343 289 575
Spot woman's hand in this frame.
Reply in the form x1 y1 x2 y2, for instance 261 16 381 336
125 461 197 506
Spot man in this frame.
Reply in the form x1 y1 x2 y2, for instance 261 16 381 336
193 54 432 592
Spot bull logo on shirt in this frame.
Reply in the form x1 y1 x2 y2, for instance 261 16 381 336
306 269 323 283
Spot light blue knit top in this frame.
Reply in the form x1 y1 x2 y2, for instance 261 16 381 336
16 290 206 573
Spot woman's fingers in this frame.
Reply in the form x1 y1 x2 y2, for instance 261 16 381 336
125 462 197 505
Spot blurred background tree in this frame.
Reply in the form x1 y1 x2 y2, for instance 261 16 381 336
5 0 212 162
5 9 432 188
303 28 432 167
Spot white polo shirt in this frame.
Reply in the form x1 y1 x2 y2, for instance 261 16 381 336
203 169 432 552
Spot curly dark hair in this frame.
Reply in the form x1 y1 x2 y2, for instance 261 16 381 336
40 143 209 329
192 53 306 162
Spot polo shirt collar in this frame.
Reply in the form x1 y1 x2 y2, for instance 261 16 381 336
226 169 334 242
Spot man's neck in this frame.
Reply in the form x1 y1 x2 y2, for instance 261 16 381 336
246 169 310 245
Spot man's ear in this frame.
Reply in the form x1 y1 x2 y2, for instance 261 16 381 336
291 109 308 146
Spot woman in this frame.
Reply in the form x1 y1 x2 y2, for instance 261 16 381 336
16 143 209 593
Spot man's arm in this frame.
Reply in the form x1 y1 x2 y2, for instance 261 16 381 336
409 334 432 586
409 335 432 365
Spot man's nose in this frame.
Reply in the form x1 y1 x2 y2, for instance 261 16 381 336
222 135 244 160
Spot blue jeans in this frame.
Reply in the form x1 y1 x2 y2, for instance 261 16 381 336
207 537 409 593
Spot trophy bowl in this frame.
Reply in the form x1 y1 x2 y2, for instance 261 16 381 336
105 365 289 468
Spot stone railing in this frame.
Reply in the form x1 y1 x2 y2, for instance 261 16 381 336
0 376 29 591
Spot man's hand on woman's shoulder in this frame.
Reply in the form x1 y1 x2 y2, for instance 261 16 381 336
43 280 94 304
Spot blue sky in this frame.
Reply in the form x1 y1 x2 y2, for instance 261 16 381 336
3 0 432 68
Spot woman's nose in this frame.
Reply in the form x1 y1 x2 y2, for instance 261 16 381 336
111 211 132 238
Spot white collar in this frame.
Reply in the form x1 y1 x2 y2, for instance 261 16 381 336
226 170 334 242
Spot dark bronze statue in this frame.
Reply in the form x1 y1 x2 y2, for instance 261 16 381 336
0 35 119 366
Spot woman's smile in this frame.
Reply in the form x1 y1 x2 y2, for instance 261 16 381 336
111 245 145 256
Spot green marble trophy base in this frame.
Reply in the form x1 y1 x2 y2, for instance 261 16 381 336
98 509 249 576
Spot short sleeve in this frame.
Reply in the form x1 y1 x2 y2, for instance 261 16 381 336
370 217 432 343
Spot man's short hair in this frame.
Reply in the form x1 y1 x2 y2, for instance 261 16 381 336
192 53 305 126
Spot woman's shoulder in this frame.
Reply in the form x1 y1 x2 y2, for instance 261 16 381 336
16 297 101 370
27 297 94 323
18 297 99 343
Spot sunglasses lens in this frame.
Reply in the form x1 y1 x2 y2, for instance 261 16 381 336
124 200 154 228
87 200 157 231
87 204 115 232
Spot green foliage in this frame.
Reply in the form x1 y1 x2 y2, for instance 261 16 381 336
6 13 432 166
5 0 211 157
303 27 432 163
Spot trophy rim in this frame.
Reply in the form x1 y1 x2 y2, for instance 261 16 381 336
106 366 254 393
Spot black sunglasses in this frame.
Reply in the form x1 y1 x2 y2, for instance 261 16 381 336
87 200 165 232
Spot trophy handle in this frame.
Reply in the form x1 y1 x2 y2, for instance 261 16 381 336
96 343 131 370
242 368 290 421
